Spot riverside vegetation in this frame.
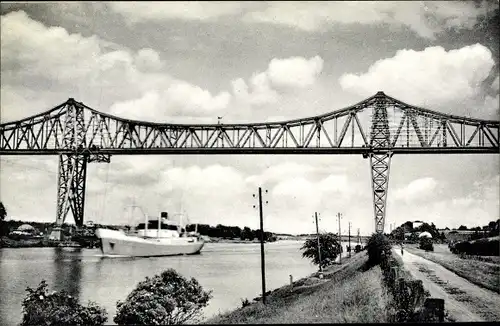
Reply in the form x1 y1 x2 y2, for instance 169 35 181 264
16 232 449 324
207 233 438 324
20 269 211 326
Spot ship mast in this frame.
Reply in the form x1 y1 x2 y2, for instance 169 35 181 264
157 212 161 239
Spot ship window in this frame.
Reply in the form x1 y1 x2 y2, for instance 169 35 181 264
136 221 178 231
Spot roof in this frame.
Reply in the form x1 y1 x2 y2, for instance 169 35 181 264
418 231 433 238
17 224 35 231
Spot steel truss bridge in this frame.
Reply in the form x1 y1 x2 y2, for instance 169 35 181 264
1 91 498 235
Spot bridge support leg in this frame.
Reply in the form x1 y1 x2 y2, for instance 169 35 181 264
370 152 392 234
49 154 87 240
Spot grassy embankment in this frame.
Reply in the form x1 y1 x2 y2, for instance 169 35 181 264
405 246 500 294
205 252 390 324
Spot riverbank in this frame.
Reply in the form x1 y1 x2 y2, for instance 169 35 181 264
0 236 283 248
204 251 390 324
0 236 84 248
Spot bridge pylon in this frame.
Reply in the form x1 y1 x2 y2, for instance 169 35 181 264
49 99 110 241
369 92 392 234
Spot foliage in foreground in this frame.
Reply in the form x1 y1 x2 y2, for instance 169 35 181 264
301 233 342 268
21 280 107 326
366 233 392 268
114 269 212 325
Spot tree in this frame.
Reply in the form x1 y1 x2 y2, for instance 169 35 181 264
458 225 468 230
419 237 434 251
0 201 6 222
114 269 212 325
21 280 107 326
366 233 391 268
301 233 342 269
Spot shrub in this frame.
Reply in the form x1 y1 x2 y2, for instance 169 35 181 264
419 237 434 251
240 298 251 308
301 233 342 269
20 280 107 326
452 237 499 256
366 233 392 268
114 269 212 325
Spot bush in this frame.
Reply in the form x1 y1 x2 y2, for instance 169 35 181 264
451 237 499 256
114 269 212 325
419 237 434 251
240 298 251 308
366 233 391 268
20 280 107 326
301 233 342 269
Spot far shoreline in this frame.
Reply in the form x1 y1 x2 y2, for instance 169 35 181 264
0 236 306 249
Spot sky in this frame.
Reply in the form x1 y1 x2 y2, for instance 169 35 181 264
0 1 499 236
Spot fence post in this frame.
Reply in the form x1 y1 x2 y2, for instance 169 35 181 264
407 280 425 309
390 266 399 288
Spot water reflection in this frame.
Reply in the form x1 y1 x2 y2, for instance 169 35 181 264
1 242 319 325
52 248 82 299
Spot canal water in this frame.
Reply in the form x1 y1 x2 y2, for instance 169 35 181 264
0 240 355 325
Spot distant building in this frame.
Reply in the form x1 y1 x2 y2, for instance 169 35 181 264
412 221 424 229
9 224 39 238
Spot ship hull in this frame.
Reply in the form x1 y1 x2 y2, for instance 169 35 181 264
96 228 204 257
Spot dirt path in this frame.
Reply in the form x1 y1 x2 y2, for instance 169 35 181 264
393 248 500 322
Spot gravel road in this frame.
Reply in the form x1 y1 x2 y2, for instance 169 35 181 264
393 247 500 322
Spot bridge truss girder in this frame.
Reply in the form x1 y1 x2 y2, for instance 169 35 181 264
1 92 498 234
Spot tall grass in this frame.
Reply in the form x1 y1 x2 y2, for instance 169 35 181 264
205 254 390 324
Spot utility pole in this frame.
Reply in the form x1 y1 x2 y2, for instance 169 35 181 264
253 187 268 304
337 212 342 264
348 221 351 258
315 212 323 274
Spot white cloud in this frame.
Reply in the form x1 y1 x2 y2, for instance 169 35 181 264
164 82 231 113
109 82 231 122
109 91 162 121
134 48 164 71
1 11 101 81
392 177 438 202
339 44 498 118
109 1 245 24
1 10 233 121
246 162 317 186
267 56 324 88
243 1 497 39
231 74 279 106
108 1 497 39
231 55 324 106
0 85 54 122
318 175 351 195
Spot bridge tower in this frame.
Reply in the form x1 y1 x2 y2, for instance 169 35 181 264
49 99 110 241
369 92 393 234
